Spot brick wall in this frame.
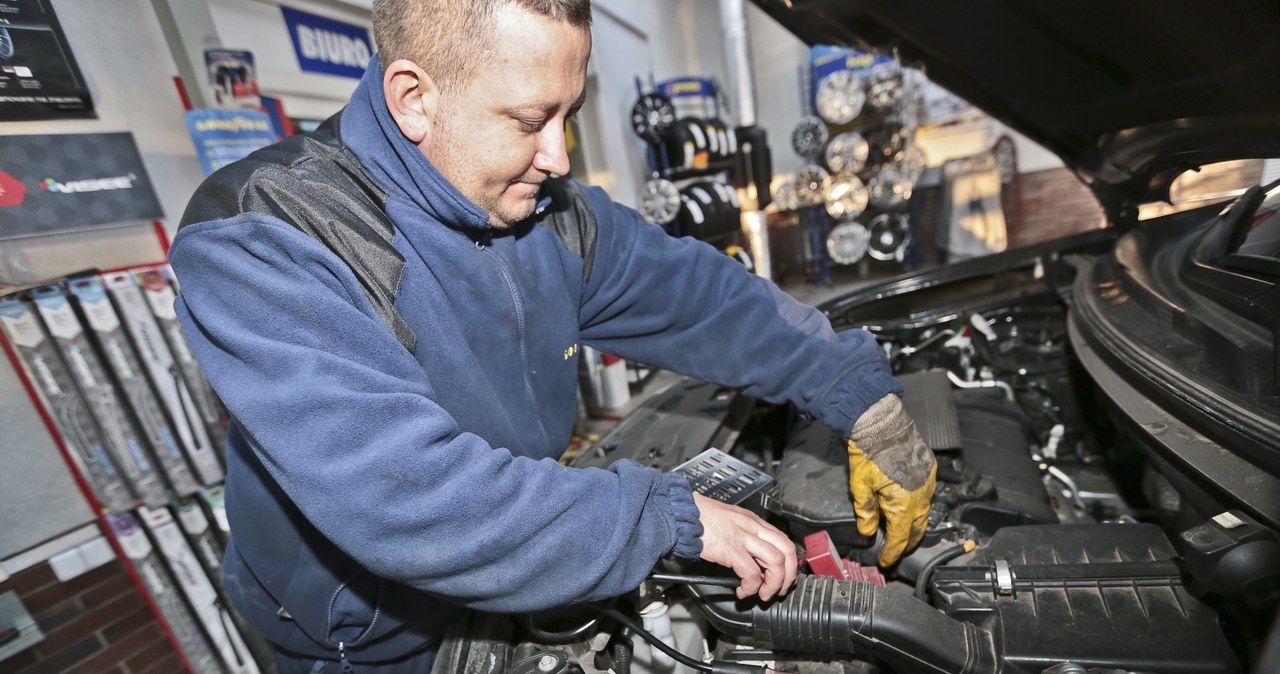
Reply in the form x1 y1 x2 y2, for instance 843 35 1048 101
900 165 1106 268
1005 166 1107 248
0 555 184 674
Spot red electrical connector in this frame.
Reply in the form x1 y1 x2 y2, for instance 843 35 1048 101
802 531 886 586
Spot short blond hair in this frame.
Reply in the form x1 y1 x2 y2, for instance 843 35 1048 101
372 0 592 92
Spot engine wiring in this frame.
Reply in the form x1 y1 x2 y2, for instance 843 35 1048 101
589 604 714 673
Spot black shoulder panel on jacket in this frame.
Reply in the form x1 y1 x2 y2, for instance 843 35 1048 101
180 116 416 353
541 178 598 282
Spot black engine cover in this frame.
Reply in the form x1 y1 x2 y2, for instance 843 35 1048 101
931 524 1238 673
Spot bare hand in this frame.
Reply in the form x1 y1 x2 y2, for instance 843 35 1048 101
693 493 798 601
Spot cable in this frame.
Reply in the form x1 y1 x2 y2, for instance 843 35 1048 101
648 572 742 588
590 604 714 673
913 541 974 603
519 613 598 645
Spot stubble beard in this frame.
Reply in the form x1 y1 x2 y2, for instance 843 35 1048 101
430 111 537 230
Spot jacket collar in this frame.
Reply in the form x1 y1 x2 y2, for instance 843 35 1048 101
340 57 493 232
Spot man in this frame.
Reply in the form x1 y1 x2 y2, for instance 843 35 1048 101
170 0 936 671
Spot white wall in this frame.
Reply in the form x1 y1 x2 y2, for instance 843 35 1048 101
744 2 809 177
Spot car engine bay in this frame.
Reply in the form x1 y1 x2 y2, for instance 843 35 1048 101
431 235 1279 674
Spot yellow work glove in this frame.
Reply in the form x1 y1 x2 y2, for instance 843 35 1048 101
847 394 937 567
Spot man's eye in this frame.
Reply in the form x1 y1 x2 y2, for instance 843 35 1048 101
519 119 546 133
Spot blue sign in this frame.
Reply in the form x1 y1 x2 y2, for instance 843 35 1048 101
810 45 892 81
185 109 279 176
281 7 373 79
657 77 717 100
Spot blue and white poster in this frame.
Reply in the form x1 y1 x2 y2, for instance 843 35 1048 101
184 109 279 176
281 6 373 79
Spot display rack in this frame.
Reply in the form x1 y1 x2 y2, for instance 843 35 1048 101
629 75 751 251
775 46 926 284
0 225 270 673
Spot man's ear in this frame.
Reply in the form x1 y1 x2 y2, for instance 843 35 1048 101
383 58 440 144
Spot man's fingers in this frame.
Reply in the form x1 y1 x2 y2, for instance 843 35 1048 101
744 536 788 600
877 499 915 566
747 519 798 598
729 552 763 599
759 525 798 596
850 472 880 537
693 493 799 601
908 513 927 551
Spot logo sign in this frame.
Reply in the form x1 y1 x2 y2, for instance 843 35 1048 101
185 109 279 176
281 7 373 79
658 77 717 100
0 133 163 237
810 44 892 82
0 171 27 208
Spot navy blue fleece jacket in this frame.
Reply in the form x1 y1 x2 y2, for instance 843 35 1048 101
169 59 901 663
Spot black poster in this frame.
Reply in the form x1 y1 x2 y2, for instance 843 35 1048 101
0 133 163 237
0 0 94 121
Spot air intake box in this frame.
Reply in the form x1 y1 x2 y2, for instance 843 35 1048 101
930 524 1238 673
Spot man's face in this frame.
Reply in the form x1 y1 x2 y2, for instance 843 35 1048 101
424 4 590 229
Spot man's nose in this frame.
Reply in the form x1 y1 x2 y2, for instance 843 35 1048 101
533 123 572 177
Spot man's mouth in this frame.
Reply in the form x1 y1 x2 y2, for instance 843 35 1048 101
510 179 544 198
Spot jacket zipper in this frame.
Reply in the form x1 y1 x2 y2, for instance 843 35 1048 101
480 244 554 453
323 578 383 668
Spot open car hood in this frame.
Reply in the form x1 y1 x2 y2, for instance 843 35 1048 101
751 0 1280 217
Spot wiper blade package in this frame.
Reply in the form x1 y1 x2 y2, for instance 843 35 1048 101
139 267 228 460
31 284 168 507
67 277 200 497
138 505 260 674
103 271 224 485
0 297 134 512
107 511 223 674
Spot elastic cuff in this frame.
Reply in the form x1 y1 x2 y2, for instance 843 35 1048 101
658 471 704 560
819 364 903 435
849 393 910 446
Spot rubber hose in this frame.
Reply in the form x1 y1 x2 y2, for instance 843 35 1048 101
913 544 970 602
752 575 998 674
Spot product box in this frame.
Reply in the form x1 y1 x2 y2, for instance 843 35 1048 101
0 298 134 512
138 267 229 467
199 484 230 539
138 506 260 674
31 285 168 507
175 497 224 594
102 272 224 486
67 278 200 497
176 496 277 670
107 511 222 674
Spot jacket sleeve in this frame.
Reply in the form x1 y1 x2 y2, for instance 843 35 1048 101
169 214 703 613
578 187 902 434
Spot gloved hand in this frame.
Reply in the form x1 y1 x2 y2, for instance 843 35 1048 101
847 393 937 567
